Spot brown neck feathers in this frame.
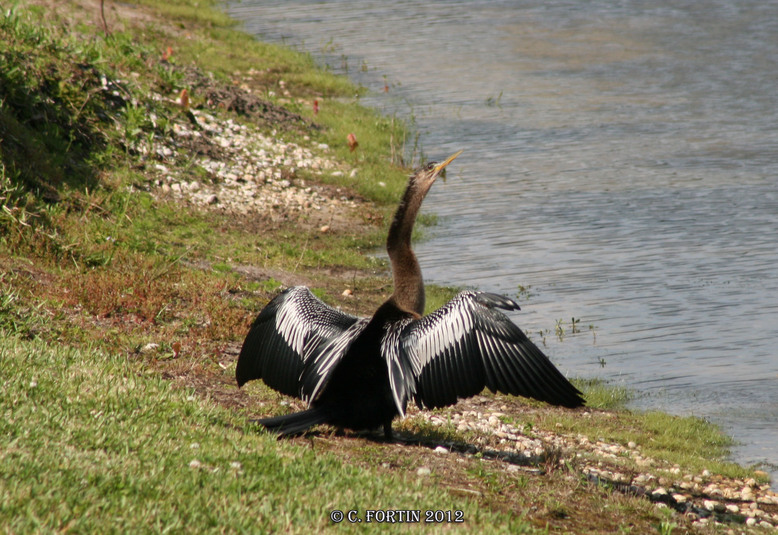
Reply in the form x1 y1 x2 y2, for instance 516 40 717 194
386 177 429 315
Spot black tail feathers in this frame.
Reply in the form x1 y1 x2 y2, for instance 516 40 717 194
254 407 329 436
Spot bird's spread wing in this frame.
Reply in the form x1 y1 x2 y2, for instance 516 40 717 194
235 286 361 397
299 317 370 403
398 291 584 409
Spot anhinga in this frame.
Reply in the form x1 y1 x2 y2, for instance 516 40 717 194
236 151 584 439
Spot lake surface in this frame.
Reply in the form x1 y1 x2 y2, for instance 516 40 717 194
227 0 778 481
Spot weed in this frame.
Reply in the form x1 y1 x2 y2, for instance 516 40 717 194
486 90 503 108
656 519 677 535
516 283 533 301
575 378 632 410
555 318 565 340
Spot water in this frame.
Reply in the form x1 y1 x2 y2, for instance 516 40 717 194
227 0 778 480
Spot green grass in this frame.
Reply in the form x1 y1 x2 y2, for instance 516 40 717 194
423 284 462 315
0 0 410 262
516 383 754 481
574 378 633 411
0 333 527 533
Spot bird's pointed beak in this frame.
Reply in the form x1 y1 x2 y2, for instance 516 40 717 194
434 150 463 175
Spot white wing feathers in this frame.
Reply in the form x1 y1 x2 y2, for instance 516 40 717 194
406 300 475 376
235 286 360 397
396 291 584 410
381 317 416 417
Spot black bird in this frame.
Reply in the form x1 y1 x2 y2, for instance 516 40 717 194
236 151 584 439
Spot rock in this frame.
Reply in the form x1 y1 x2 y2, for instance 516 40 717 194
703 499 720 511
634 474 652 485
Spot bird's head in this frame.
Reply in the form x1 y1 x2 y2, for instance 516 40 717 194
410 150 463 193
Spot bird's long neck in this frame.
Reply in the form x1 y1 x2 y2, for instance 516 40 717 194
386 180 428 316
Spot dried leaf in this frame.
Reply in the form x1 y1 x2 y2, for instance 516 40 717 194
179 89 189 111
347 132 358 152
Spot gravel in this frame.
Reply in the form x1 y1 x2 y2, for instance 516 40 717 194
144 107 360 219
411 400 778 530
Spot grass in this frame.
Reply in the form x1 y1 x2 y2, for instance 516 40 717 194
0 0 771 533
1 334 528 533
528 402 748 479
0 0 410 259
